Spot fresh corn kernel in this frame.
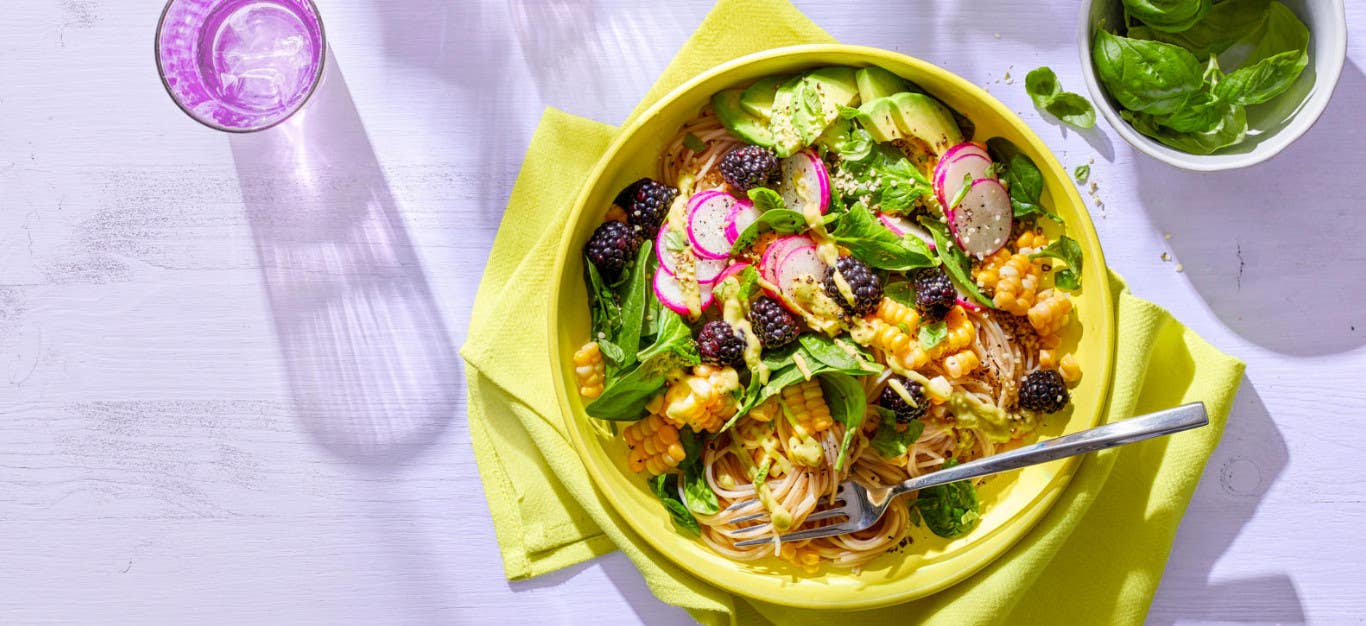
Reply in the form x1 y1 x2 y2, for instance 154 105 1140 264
1039 347 1057 369
779 542 822 574
661 365 740 433
928 305 976 360
974 248 1012 290
1028 289 1072 336
604 205 628 223
573 342 605 399
992 253 1043 316
852 318 929 371
748 396 779 423
943 349 981 379
875 297 920 331
1016 230 1048 253
1059 353 1082 383
624 414 688 475
781 379 834 437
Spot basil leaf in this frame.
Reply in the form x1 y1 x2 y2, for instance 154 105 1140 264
650 474 700 536
1073 164 1090 183
585 364 665 421
870 411 925 459
818 372 867 470
730 209 806 253
918 216 994 308
837 104 862 120
1141 0 1270 57
915 459 981 538
681 461 719 515
1092 30 1205 116
1122 0 1211 33
1122 104 1247 155
797 334 880 375
947 172 973 210
584 259 622 354
615 240 654 369
747 187 787 213
1030 235 1085 291
1025 67 1061 109
635 307 699 367
597 338 626 366
1153 86 1227 133
683 133 708 153
1043 92 1097 129
1217 48 1306 106
986 138 1062 224
826 205 938 271
918 321 948 350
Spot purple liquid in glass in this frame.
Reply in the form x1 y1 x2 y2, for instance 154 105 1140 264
157 0 325 132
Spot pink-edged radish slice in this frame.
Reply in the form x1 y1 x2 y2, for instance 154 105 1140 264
877 212 936 250
947 178 1013 258
654 268 713 316
687 191 739 260
723 200 762 246
777 149 830 216
955 296 982 312
694 256 728 284
934 151 992 210
712 262 751 287
760 234 816 285
774 243 826 304
934 143 990 186
655 225 725 282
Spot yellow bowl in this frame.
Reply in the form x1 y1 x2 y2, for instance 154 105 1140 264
547 44 1115 609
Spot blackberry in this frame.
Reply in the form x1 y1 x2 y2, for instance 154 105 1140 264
1019 370 1069 413
912 267 956 321
615 178 676 239
748 296 800 349
584 220 641 278
878 377 928 424
718 145 779 192
823 256 882 316
696 321 746 365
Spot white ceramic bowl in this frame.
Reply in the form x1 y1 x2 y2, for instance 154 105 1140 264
1077 0 1346 171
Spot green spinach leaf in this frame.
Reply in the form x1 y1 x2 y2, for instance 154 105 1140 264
915 459 981 538
683 133 708 153
918 321 948 351
730 209 807 253
748 187 787 213
818 372 867 470
826 205 938 271
615 240 654 369
884 280 916 307
1030 235 1085 291
797 334 881 375
1122 104 1247 154
870 409 925 459
986 138 1062 224
1093 30 1205 116
589 308 700 421
1140 0 1270 57
1024 67 1061 109
681 462 719 515
650 473 701 536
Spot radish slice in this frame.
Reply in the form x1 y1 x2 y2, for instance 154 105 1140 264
935 142 990 186
712 262 751 287
934 151 992 210
695 257 728 284
760 235 815 285
774 244 826 304
655 224 725 281
656 225 680 276
654 268 713 315
687 191 739 260
956 296 982 312
776 150 830 217
723 201 762 246
877 212 936 250
948 178 1013 258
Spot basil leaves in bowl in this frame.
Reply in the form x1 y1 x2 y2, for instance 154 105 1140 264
1077 0 1346 171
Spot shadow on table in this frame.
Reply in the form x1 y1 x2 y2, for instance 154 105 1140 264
1149 379 1303 624
510 553 695 625
228 50 459 465
1134 61 1366 357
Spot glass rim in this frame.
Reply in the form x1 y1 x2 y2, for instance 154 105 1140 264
154 0 328 134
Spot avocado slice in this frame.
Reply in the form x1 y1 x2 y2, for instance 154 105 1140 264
856 66 908 103
856 92 963 154
767 67 860 157
740 76 787 121
712 88 774 148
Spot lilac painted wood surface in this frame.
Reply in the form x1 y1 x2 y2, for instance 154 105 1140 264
1 1 1363 623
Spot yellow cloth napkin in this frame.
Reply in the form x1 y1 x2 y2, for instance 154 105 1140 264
460 1 1245 623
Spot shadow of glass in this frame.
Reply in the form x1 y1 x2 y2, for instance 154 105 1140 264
1149 379 1302 624
228 51 460 465
1133 61 1366 357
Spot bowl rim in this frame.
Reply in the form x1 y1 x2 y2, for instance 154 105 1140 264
547 43 1117 609
1075 0 1348 172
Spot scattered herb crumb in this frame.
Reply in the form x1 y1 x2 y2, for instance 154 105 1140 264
1074 164 1090 183
1176 264 1184 273
683 133 708 153
1161 252 1171 262
1164 233 1172 240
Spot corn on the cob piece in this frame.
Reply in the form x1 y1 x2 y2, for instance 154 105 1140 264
974 248 1013 291
624 414 687 475
573 342 605 399
928 305 976 360
943 349 981 379
1059 353 1082 384
1028 289 1072 336
660 364 740 433
779 542 822 575
1016 230 1049 254
875 297 920 331
780 379 834 438
993 252 1043 316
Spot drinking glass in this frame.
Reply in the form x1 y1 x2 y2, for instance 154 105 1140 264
156 0 326 132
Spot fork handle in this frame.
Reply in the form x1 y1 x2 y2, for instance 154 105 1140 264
889 402 1209 498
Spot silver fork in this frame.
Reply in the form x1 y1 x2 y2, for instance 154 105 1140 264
729 402 1208 547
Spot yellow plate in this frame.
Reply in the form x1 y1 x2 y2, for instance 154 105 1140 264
548 45 1115 610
